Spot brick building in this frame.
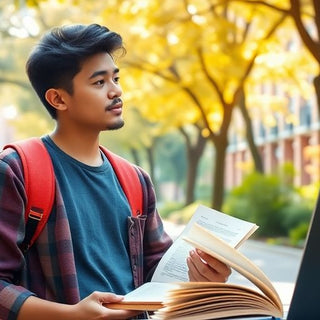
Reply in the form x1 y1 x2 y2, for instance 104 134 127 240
225 87 320 189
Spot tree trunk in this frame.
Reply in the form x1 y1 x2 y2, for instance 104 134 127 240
313 74 320 118
181 128 207 205
146 145 155 184
209 101 235 210
289 0 320 117
238 87 264 173
211 135 228 211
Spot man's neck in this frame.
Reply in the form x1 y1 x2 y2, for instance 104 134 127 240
49 130 103 166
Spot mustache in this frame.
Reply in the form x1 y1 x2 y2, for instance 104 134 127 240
106 98 122 110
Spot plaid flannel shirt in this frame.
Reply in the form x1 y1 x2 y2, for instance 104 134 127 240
0 146 172 320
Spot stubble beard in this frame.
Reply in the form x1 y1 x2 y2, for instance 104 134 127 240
106 119 125 131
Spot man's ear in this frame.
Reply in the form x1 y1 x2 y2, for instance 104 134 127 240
45 88 68 111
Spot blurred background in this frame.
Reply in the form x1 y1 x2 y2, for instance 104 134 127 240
1 0 319 246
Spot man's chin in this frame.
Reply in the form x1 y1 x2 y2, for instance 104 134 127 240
105 119 125 131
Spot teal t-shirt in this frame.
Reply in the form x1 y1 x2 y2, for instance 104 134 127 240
42 136 134 298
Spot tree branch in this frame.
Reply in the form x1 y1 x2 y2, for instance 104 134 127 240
197 47 226 107
290 0 320 63
182 86 216 139
313 0 320 39
124 60 215 137
223 0 289 14
124 60 178 83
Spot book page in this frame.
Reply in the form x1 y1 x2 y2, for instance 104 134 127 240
151 237 193 282
106 282 180 311
183 223 283 313
122 282 178 303
107 281 282 316
152 205 258 283
158 282 283 318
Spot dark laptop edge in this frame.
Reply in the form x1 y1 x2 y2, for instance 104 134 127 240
286 189 320 319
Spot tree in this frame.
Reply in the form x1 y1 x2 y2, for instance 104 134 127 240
119 64 208 205
97 0 317 210
231 0 320 116
180 125 207 204
290 0 320 115
6 0 317 210
238 87 264 173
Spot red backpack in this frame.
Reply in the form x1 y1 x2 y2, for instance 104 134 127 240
4 137 143 252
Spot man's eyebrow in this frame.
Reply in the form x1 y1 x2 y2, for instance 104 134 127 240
89 68 120 79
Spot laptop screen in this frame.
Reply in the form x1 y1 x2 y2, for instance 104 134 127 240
287 190 320 319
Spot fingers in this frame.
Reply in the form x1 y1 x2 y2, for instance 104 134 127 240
187 249 231 282
78 291 142 319
93 291 124 304
198 250 231 277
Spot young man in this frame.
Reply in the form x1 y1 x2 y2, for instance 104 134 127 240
0 24 231 320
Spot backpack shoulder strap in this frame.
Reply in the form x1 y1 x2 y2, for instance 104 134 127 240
100 146 143 217
2 139 142 251
4 137 55 252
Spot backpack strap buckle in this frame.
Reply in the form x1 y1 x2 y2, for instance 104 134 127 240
28 207 44 221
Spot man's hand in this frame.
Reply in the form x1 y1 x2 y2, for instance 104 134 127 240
17 291 141 320
187 249 231 282
75 291 141 319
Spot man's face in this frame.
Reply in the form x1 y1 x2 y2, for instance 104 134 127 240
60 52 124 132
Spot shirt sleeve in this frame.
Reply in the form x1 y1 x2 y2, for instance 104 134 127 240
136 167 173 281
0 149 34 320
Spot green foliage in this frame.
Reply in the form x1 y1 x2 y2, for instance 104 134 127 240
289 223 309 247
280 201 312 231
155 132 187 184
277 161 296 187
161 201 207 224
158 201 185 220
223 171 295 237
223 193 251 221
299 182 320 207
101 107 157 159
195 183 212 203
223 168 316 242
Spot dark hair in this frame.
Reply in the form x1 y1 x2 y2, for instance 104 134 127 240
26 24 125 119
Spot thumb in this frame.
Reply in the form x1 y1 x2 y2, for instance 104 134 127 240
91 291 124 304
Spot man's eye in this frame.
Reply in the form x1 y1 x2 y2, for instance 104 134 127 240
94 80 104 85
114 77 120 84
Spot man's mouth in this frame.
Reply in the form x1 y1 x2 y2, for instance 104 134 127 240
106 98 123 111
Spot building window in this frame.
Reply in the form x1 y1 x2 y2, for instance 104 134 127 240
259 122 266 138
300 103 311 127
270 115 279 137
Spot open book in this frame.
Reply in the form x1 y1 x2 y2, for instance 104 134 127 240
107 205 283 319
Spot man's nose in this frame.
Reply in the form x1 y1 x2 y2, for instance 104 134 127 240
108 83 122 99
